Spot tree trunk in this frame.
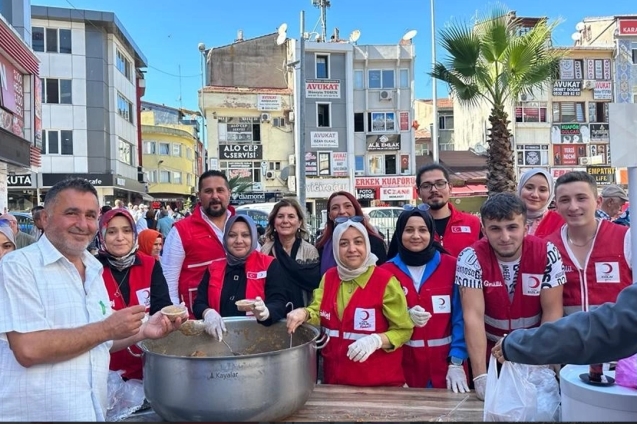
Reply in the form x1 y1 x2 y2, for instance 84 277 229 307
486 105 517 194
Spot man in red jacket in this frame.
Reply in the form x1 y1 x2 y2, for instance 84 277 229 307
161 170 235 315
456 193 565 401
415 164 481 257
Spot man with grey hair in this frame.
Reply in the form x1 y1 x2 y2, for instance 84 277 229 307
30 205 45 240
596 184 628 221
0 213 36 249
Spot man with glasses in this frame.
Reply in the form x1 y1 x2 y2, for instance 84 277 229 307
415 164 481 257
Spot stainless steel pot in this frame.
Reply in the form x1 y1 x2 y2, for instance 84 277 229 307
135 317 327 422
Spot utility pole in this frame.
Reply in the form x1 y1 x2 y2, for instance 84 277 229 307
313 0 331 42
430 0 439 163
298 11 307 211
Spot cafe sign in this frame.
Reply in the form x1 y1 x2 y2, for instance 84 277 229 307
552 80 582 97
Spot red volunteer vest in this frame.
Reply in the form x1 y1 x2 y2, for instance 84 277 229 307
104 253 155 380
474 236 547 359
206 251 274 313
434 204 481 258
533 210 565 239
174 204 234 317
319 266 404 387
548 220 632 315
381 254 458 388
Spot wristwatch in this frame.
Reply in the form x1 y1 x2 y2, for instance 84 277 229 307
447 356 463 366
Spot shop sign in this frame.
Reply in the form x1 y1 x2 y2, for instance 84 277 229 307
552 80 581 97
310 131 338 148
380 187 412 201
305 151 318 176
305 79 340 98
331 152 347 177
306 178 350 198
590 124 609 141
618 19 637 35
551 124 590 144
355 176 416 188
366 134 401 151
399 112 409 131
586 166 616 185
553 144 587 166
356 188 376 200
220 144 262 160
0 54 24 138
6 174 32 187
550 167 586 179
593 81 612 100
42 173 114 187
257 94 281 111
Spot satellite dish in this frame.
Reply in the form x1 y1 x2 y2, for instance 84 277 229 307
349 29 361 43
575 22 585 31
571 32 582 41
277 23 288 35
280 166 291 181
276 33 287 46
402 29 418 41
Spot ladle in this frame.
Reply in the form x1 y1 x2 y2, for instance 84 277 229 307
221 339 241 356
286 302 294 348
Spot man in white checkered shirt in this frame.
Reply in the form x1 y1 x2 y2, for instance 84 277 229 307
0 178 184 421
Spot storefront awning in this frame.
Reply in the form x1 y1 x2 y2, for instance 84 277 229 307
141 192 154 202
451 184 488 197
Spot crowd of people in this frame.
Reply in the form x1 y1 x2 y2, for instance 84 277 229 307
0 164 633 421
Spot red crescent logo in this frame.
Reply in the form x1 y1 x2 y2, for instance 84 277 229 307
143 289 151 300
438 297 445 306
529 276 541 289
602 263 613 273
361 310 370 320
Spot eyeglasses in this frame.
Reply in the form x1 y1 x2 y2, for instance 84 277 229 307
334 216 365 226
403 203 430 212
418 180 448 191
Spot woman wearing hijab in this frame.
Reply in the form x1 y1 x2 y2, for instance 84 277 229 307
138 229 162 261
287 220 413 387
261 198 321 308
316 191 387 275
0 223 16 260
517 168 564 238
383 206 468 392
192 215 288 341
96 209 173 380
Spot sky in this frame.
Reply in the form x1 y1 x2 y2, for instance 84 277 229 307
34 0 636 112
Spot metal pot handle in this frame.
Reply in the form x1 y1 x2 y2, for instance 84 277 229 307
315 332 330 350
127 345 143 358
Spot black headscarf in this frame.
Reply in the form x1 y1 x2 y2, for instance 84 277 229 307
387 209 446 266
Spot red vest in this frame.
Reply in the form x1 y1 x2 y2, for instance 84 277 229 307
548 220 632 316
381 254 457 388
533 210 565 239
174 204 234 317
434 203 481 257
473 236 546 358
206 251 274 315
103 253 155 380
319 266 404 387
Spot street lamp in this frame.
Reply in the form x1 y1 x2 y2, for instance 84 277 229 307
430 0 439 163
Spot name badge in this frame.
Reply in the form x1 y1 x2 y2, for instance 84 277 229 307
135 288 151 308
353 308 376 331
431 295 451 314
521 273 543 296
595 262 620 283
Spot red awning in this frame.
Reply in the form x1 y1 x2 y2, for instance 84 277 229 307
450 186 474 197
467 184 488 194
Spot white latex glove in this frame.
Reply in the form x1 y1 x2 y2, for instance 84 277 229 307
473 373 487 401
203 309 226 341
346 334 382 363
446 364 470 393
408 305 432 327
253 296 270 321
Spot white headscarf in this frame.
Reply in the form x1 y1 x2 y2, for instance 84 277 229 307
517 168 554 220
332 221 378 281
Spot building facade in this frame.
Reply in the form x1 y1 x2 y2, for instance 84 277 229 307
141 101 200 209
30 6 149 206
1 0 41 212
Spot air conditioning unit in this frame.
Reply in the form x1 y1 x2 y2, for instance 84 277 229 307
519 93 534 101
260 113 271 122
287 110 295 123
582 80 595 90
288 154 296 166
379 90 393 101
265 170 276 179
578 157 591 165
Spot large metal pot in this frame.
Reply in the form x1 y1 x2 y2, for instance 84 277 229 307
136 317 326 422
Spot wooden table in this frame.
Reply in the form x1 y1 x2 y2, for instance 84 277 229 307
123 384 484 422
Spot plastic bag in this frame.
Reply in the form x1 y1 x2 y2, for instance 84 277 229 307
106 370 146 422
483 355 560 422
616 354 637 389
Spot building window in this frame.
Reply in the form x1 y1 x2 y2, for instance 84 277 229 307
268 161 281 171
146 170 157 183
439 115 454 130
368 155 384 175
354 70 364 89
32 27 72 53
118 138 133 165
317 103 330 127
42 130 73 155
144 141 156 154
159 170 171 183
186 147 193 159
552 102 586 123
399 69 409 89
173 172 182 184
515 102 548 123
42 78 72 104
558 59 584 80
187 173 193 186
116 49 132 81
117 92 134 123
368 69 395 89
588 102 609 123
159 142 170 155
385 155 397 174
172 143 182 157
368 112 396 132
354 113 365 132
632 44 637 65
355 155 365 175
316 55 329 78
318 152 331 176
516 144 549 167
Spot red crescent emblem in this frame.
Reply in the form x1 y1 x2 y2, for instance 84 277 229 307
361 310 370 320
602 263 613 273
529 276 541 289
438 297 445 306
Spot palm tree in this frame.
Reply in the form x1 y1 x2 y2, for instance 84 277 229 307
431 5 564 194
228 174 253 194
